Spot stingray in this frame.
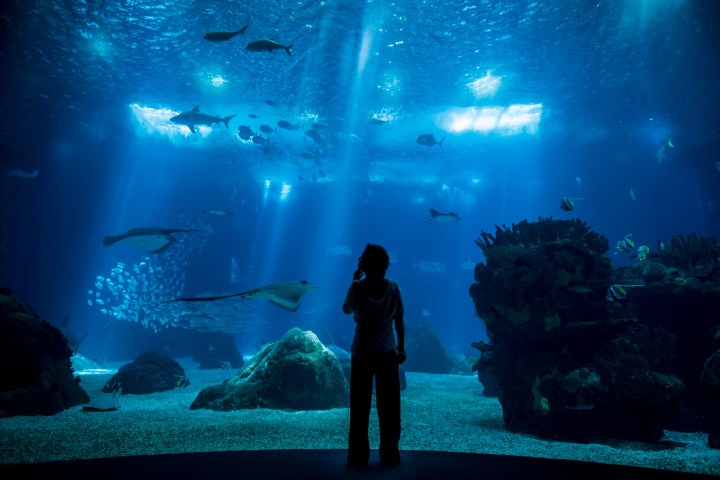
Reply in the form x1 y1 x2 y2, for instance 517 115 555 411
163 280 320 312
103 227 203 254
424 208 461 223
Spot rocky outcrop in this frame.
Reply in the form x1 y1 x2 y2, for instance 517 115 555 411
404 322 464 374
102 351 189 395
190 327 349 411
0 289 89 417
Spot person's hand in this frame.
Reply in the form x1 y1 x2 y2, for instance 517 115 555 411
396 349 407 365
353 268 365 281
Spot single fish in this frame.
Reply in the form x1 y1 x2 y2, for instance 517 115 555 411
203 208 234 216
560 196 575 212
8 169 39 178
416 133 445 148
656 137 675 164
259 124 276 135
163 280 319 313
203 25 248 42
251 135 269 145
265 99 279 106
103 227 203 254
606 284 628 302
246 39 292 56
424 208 461 223
277 120 302 130
238 125 256 140
326 245 352 257
170 106 236 133
248 113 259 118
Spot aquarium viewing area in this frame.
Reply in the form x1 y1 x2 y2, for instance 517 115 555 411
1 0 719 479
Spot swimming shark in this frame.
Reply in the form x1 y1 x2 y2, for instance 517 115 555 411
170 106 237 133
424 208 461 223
163 280 319 312
103 227 203 254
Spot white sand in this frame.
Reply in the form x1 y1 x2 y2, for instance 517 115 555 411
1 366 718 476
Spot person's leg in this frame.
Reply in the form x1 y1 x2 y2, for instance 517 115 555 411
375 350 401 465
348 356 373 467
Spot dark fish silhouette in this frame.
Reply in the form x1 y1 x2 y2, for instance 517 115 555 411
424 208 460 223
204 25 248 42
416 133 445 148
246 39 292 56
170 106 236 133
103 227 203 254
163 280 319 312
259 124 276 135
265 99 279 106
203 208 234 216
238 125 255 140
277 120 301 130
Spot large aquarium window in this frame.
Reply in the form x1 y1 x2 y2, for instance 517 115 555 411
1 0 719 478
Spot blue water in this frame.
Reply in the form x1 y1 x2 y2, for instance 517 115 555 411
1 0 719 362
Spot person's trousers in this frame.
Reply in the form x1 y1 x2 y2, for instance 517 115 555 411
347 350 401 464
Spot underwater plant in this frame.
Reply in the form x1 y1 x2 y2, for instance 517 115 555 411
658 233 720 270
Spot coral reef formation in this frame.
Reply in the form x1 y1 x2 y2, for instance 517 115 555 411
190 327 349 411
469 218 685 442
0 289 89 417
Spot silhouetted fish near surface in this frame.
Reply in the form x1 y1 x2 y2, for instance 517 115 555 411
259 124 276 134
238 125 255 140
656 137 675 164
265 99 279 106
203 25 248 42
246 39 292 56
203 208 234 216
277 120 301 130
251 135 269 145
416 133 444 148
163 280 320 313
170 106 236 133
424 208 461 223
248 113 259 118
103 227 203 254
560 196 575 211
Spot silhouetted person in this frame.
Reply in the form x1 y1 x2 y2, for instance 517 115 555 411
342 243 406 468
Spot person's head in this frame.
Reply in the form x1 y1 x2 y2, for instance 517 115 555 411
358 243 390 279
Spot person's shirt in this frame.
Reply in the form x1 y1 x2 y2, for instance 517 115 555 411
342 277 404 358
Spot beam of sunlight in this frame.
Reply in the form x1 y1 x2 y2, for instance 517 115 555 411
129 104 212 138
438 104 542 135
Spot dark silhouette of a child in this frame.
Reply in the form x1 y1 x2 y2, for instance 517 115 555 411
342 243 406 468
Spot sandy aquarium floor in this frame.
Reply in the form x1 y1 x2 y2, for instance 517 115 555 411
0 363 718 476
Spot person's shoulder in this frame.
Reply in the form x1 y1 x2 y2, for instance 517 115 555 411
387 279 400 290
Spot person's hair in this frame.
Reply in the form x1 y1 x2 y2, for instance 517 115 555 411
359 243 390 278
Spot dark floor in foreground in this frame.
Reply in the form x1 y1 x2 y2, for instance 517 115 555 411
2 449 717 480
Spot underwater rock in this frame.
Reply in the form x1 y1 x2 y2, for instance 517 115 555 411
404 322 464 374
0 290 89 417
192 331 244 370
470 341 499 397
190 327 349 411
102 351 189 395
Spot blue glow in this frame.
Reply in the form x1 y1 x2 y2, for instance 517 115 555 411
467 70 502 99
438 104 542 135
